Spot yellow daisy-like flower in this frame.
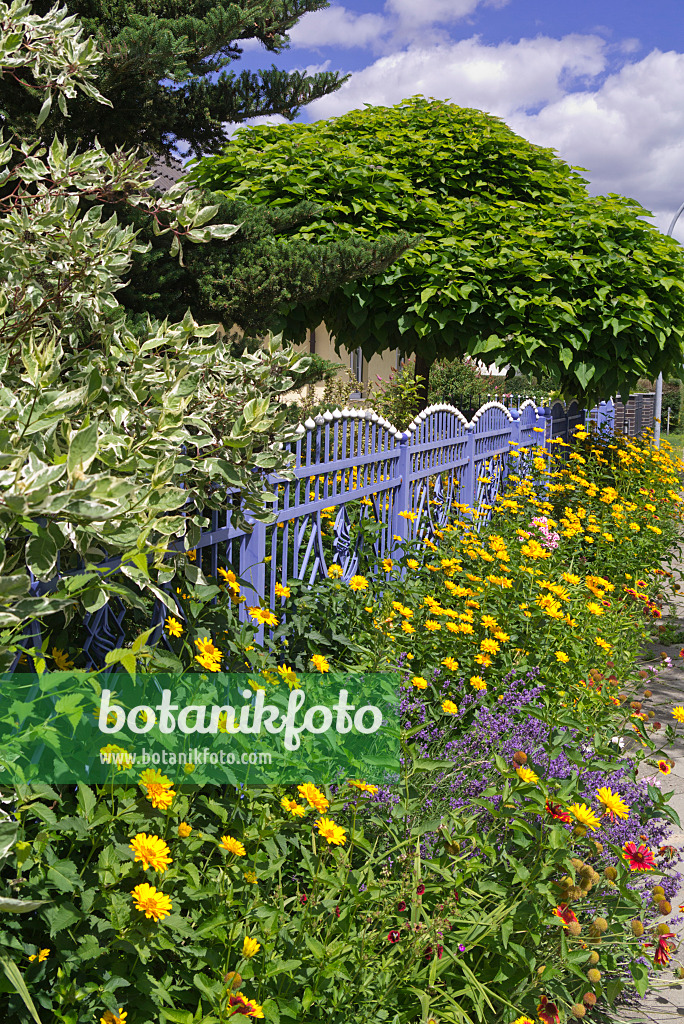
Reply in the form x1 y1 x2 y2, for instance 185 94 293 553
244 871 258 883
481 615 499 630
311 654 330 673
328 563 343 578
562 572 581 585
596 787 629 821
347 575 369 591
277 664 300 689
139 769 176 810
411 676 428 689
248 607 279 627
567 803 601 831
441 699 459 714
442 657 459 671
348 779 379 794
469 675 487 691
401 621 415 634
425 619 441 631
131 883 172 922
195 636 221 658
297 783 329 812
516 766 539 785
28 948 50 963
474 653 492 667
586 602 604 616
274 582 291 598
493 630 510 642
281 796 306 817
555 651 570 663
242 936 261 958
51 647 74 670
195 651 221 672
382 558 393 572
480 637 500 655
99 744 133 771
220 835 246 856
100 1009 127 1024
164 616 183 637
594 637 612 651
315 817 347 845
177 822 192 838
406 558 420 569
129 833 173 873
672 706 684 723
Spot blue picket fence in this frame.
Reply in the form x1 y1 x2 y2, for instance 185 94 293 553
18 397 615 668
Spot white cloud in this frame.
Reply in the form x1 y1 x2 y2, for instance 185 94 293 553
221 113 291 141
288 0 510 52
506 49 684 218
288 7 387 49
305 34 607 120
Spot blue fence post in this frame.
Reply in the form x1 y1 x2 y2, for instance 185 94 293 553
240 517 267 642
507 408 521 484
391 431 412 558
463 424 476 517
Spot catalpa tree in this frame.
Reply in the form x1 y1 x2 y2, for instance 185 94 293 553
190 95 684 402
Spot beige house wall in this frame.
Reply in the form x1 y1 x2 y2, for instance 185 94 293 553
291 321 399 405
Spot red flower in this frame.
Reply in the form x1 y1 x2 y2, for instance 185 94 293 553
416 883 425 896
299 894 308 904
227 994 263 1017
552 904 578 928
659 845 678 862
655 933 675 966
537 995 560 1024
387 930 401 944
397 901 407 912
545 800 571 824
622 842 655 871
658 760 672 776
334 906 340 917
679 649 684 658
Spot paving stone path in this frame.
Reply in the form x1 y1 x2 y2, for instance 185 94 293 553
612 559 684 1022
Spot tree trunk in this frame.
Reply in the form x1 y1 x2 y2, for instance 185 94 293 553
414 351 431 409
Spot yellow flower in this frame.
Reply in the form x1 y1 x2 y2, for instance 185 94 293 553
382 558 393 572
442 699 459 714
425 619 441 631
520 539 551 560
474 653 492 667
164 616 183 637
596 787 630 821
407 559 419 569
248 607 279 627
311 654 330 673
99 744 133 771
195 651 221 672
220 835 246 856
348 780 379 794
28 948 50 963
568 803 601 831
586 602 604 616
493 630 510 642
412 676 428 689
51 647 74 670
297 783 329 812
315 817 347 845
399 510 417 521
555 651 570 663
469 675 487 691
195 635 221 658
672 707 684 723
480 637 500 655
348 575 369 591
516 766 538 785
100 1009 127 1024
594 637 611 651
401 621 415 634
281 797 306 817
328 563 343 578
242 936 261 958
442 657 459 671
244 871 258 883
177 822 192 838
129 833 173 873
277 664 300 688
131 883 172 922
274 583 291 598
139 769 175 810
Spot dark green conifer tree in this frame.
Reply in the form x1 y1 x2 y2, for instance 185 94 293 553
1 1 415 334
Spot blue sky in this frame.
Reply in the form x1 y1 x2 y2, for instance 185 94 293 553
227 0 684 239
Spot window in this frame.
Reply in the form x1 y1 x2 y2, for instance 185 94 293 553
350 347 363 399
308 327 316 355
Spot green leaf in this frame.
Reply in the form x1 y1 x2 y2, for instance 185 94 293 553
0 951 42 1023
66 423 98 480
46 860 81 893
0 821 18 862
0 897 51 913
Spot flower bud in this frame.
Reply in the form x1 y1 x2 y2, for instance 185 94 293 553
658 923 673 935
659 900 672 915
583 993 597 1007
512 750 527 765
604 866 617 881
631 920 644 936
571 1005 586 1019
588 951 599 965
224 972 242 990
593 917 608 933
643 689 652 698
587 968 601 983
652 886 665 898
568 921 582 936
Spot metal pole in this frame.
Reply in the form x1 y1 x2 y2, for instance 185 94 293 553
655 200 684 447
